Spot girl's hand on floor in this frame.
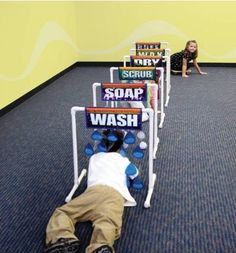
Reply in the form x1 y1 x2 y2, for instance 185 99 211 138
182 74 189 78
200 71 208 75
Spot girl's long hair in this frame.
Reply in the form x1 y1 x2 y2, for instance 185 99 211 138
184 40 198 58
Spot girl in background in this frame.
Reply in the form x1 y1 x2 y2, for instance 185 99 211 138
171 40 207 78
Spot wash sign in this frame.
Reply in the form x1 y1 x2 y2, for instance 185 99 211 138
101 83 147 101
135 42 161 50
119 67 156 81
136 49 165 57
86 107 142 130
130 56 163 67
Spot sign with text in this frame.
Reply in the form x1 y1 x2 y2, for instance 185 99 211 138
101 83 147 101
119 67 156 81
136 49 165 57
130 55 163 67
135 42 161 50
86 107 142 130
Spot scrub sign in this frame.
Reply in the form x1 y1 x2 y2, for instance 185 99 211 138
101 83 147 101
86 107 142 130
119 67 156 81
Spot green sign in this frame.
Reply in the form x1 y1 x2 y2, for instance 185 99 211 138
119 67 156 81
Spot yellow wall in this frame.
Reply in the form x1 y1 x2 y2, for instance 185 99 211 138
76 1 236 62
0 2 78 109
1 1 236 109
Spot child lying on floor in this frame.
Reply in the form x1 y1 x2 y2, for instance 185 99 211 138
44 129 143 253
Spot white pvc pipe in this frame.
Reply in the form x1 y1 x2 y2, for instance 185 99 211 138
143 108 156 208
110 67 117 83
65 169 87 203
165 49 171 107
123 55 130 67
158 68 165 129
71 107 82 185
148 83 159 159
144 174 157 208
92 82 100 107
65 106 87 202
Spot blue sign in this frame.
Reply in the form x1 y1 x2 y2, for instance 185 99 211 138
86 107 142 130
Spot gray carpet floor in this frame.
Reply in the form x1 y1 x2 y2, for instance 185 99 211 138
0 66 236 253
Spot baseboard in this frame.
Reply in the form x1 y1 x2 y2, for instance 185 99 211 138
0 62 78 117
198 63 236 67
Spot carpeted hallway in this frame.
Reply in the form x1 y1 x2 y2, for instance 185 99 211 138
0 66 235 253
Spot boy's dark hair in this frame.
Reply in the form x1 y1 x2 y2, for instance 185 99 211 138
102 129 124 152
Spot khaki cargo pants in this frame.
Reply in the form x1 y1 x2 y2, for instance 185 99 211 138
46 185 125 253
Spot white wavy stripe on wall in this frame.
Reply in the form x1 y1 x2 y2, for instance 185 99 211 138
0 21 235 81
77 20 188 54
0 22 78 81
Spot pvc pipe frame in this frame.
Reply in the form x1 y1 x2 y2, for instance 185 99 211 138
92 82 159 159
110 66 165 129
66 106 156 208
124 53 171 108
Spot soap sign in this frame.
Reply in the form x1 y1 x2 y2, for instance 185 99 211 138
119 67 156 81
86 107 142 130
101 83 147 101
